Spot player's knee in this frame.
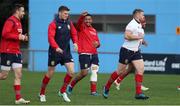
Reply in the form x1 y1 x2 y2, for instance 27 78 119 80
136 67 144 75
1 74 8 80
68 71 74 76
16 73 22 80
47 71 54 78
90 65 99 82
0 71 9 80
81 70 88 77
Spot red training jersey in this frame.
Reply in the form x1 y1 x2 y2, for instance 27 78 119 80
76 15 100 54
0 15 22 54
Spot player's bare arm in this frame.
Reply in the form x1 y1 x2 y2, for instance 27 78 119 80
124 30 144 40
73 43 78 52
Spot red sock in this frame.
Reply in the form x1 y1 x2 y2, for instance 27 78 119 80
116 76 123 83
40 75 50 95
70 79 77 88
135 74 143 94
116 71 130 83
90 82 97 93
105 71 119 90
60 73 72 93
14 85 21 100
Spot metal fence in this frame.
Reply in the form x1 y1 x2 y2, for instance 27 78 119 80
22 49 119 72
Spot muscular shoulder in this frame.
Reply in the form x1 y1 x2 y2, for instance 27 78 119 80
126 19 138 31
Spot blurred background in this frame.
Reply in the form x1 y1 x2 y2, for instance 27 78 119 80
1 0 180 74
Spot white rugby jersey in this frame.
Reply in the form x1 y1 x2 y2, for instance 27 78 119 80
122 18 144 51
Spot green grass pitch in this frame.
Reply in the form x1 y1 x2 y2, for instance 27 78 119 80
0 71 180 105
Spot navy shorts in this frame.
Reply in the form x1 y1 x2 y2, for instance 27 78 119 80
0 53 22 67
119 47 143 64
48 49 73 66
79 54 99 70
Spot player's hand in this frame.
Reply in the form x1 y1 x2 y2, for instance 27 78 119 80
56 47 63 54
19 34 25 41
24 33 29 41
73 43 78 52
81 11 88 16
142 39 148 46
93 41 99 48
19 33 28 41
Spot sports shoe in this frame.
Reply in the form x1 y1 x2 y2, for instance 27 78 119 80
15 98 30 104
66 85 73 95
135 93 149 100
39 94 46 102
58 91 71 102
141 85 149 91
114 80 121 90
102 87 109 99
91 92 99 96
177 86 180 90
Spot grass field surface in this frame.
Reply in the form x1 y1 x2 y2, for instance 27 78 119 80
0 71 180 105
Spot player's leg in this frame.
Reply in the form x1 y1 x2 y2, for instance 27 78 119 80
39 66 55 102
114 63 149 91
67 69 88 94
90 64 99 96
103 63 127 98
67 54 90 95
89 54 99 96
12 54 30 104
132 59 149 99
114 64 133 90
39 50 57 102
0 70 9 80
59 62 74 102
0 53 10 80
103 47 129 98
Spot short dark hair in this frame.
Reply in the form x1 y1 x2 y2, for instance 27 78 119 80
13 4 24 13
58 5 70 12
85 14 92 17
133 9 144 16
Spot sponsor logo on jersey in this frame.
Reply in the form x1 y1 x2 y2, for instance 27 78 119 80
51 61 55 66
85 64 88 68
67 24 70 30
7 60 11 65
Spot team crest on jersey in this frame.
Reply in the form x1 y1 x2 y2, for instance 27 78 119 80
85 64 88 68
125 59 129 64
67 24 70 30
51 61 55 66
7 60 10 65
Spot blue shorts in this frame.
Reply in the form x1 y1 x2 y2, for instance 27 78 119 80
119 47 143 64
79 54 99 70
48 48 73 66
